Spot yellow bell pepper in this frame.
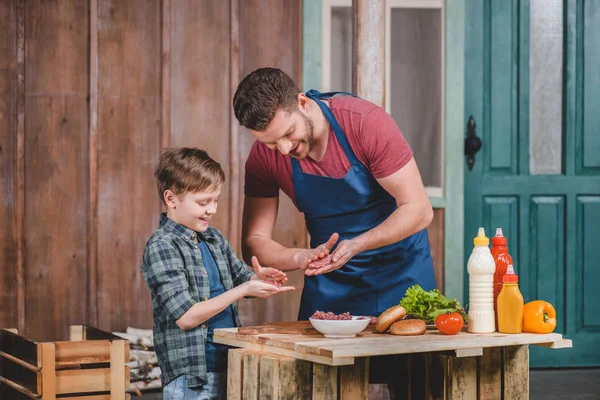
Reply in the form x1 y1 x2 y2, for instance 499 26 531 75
522 300 557 334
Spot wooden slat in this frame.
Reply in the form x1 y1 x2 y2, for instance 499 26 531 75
54 340 111 365
109 340 126 400
227 349 246 400
503 345 529 400
214 334 355 366
96 0 159 332
40 343 55 400
278 356 311 399
454 347 483 358
257 353 280 399
409 353 429 400
479 347 501 400
352 0 385 107
0 329 39 367
236 0 306 326
55 367 129 395
214 328 568 365
25 0 89 342
448 356 477 400
428 353 448 400
0 354 41 394
59 395 131 400
429 209 445 292
0 351 39 371
0 0 19 333
259 353 311 399
161 0 171 148
229 0 241 247
83 326 123 341
242 352 260 400
340 357 369 400
0 379 39 400
169 0 231 235
68 326 84 342
312 363 338 400
87 0 99 329
15 0 26 337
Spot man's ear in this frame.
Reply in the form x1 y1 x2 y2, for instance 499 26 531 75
297 92 310 112
164 190 177 209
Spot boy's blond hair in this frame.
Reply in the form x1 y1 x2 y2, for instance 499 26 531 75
154 147 225 204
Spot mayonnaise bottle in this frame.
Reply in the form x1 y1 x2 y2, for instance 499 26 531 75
467 227 496 333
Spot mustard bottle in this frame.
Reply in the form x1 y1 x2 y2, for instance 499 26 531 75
497 264 524 334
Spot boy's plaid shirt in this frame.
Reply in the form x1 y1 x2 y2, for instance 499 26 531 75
141 213 254 388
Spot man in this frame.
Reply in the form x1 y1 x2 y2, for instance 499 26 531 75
233 67 436 320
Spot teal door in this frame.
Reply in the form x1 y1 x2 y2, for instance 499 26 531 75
465 0 600 367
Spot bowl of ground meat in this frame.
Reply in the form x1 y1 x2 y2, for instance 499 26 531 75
309 311 371 338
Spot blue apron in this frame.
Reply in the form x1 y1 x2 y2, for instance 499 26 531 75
294 89 436 320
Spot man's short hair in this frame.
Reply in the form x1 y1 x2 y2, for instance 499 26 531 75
233 67 301 131
154 147 225 204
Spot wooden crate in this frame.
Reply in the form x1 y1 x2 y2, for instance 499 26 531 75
226 346 531 400
0 326 131 400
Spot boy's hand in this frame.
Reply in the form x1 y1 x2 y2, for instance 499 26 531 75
252 256 288 285
243 280 295 298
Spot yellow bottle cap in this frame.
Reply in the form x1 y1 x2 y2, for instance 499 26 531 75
474 227 489 246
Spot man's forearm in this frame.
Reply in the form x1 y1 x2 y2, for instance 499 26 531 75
176 286 246 330
243 235 303 271
355 203 433 253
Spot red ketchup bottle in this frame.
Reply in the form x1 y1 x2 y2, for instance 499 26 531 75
491 228 513 330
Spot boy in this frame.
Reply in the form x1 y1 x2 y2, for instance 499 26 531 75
142 147 294 399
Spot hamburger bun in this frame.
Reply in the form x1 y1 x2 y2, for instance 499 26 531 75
375 305 407 333
389 319 427 336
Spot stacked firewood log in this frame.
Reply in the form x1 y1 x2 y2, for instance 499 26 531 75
113 327 162 393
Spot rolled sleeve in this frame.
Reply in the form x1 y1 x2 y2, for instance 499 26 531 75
142 240 196 320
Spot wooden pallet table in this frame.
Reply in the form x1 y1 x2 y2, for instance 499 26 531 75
214 322 572 399
0 326 131 400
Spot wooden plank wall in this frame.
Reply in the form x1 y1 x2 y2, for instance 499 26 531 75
0 0 444 339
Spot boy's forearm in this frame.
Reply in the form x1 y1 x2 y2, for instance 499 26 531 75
176 285 246 330
244 234 303 272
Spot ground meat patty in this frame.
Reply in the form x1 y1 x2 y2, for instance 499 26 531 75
262 280 283 288
357 316 378 325
310 310 352 320
308 254 332 269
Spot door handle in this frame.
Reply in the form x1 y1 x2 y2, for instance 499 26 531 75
464 115 481 170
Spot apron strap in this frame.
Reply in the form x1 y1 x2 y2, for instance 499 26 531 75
298 89 361 168
305 89 356 99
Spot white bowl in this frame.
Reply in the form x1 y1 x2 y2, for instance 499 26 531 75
309 316 370 338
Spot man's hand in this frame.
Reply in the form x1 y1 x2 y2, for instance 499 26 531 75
294 233 339 271
251 256 288 285
304 237 365 276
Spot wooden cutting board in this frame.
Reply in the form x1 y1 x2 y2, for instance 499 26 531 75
238 321 318 335
237 320 377 335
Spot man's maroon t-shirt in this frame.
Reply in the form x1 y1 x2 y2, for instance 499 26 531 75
244 96 413 205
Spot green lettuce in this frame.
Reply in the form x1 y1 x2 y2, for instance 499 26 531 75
399 284 468 324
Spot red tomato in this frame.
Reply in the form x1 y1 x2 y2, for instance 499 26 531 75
435 312 464 335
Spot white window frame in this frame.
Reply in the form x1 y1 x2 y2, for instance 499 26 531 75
322 0 445 200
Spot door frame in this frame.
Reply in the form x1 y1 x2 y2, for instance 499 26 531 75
302 0 466 301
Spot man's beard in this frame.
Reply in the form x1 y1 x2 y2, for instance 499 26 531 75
292 112 314 159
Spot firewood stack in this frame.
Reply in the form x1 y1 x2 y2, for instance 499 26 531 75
113 327 162 393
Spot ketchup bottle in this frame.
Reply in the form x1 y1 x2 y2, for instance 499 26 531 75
491 228 513 330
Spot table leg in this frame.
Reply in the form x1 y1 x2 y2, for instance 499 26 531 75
340 357 370 399
503 345 529 400
313 363 338 400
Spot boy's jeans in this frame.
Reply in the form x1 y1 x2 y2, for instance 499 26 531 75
163 372 226 400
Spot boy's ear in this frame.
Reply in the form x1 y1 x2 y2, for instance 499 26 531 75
164 190 177 209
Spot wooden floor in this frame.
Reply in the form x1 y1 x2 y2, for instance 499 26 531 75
138 368 600 399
